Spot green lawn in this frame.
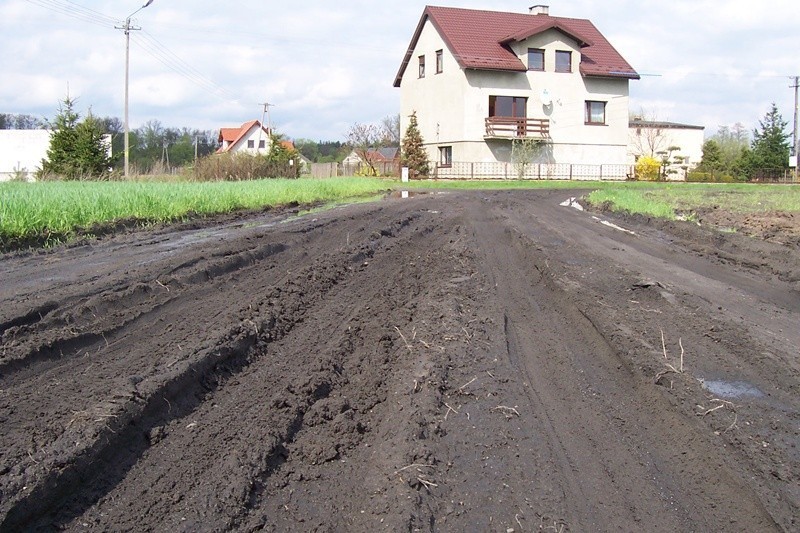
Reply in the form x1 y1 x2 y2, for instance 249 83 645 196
0 177 391 249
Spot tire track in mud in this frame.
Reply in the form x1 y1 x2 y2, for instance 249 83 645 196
467 202 780 531
0 208 432 530
1 190 798 531
0 240 297 498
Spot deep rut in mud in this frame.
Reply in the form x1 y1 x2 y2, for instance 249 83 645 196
1 190 798 531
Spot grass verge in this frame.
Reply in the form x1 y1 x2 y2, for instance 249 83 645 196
407 179 800 218
0 177 390 251
585 182 800 219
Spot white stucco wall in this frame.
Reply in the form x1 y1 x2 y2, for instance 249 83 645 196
0 130 114 181
0 130 52 180
399 22 633 170
628 124 705 168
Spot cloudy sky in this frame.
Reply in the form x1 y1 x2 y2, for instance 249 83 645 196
1 0 799 142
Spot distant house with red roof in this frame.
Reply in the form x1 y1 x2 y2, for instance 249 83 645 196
217 120 271 155
394 5 640 178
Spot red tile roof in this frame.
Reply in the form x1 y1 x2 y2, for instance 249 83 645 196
394 6 638 86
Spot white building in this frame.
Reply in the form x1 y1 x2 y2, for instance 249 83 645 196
394 5 639 179
628 119 706 170
0 130 52 181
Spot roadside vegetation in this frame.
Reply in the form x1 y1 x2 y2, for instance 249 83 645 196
586 182 800 220
0 177 390 250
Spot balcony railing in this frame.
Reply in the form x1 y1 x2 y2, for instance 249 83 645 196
485 117 550 139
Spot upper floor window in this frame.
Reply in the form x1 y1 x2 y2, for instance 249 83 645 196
527 48 544 71
585 101 606 125
489 95 527 118
436 50 443 73
555 50 572 73
247 140 255 148
258 140 266 149
418 55 426 78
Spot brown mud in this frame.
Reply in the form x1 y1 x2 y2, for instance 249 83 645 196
0 189 797 531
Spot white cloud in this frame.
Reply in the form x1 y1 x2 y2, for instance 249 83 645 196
1 0 798 140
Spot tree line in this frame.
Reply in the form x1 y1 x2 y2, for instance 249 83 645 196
2 107 220 174
697 103 794 180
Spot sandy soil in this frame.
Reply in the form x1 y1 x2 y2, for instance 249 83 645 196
0 189 798 532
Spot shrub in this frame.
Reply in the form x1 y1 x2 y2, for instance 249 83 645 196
192 153 298 181
635 156 661 181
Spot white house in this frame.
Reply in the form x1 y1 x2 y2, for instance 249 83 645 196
217 120 272 155
394 5 639 179
628 119 705 170
0 130 112 181
0 130 52 181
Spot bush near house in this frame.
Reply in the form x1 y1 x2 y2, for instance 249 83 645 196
634 156 661 181
192 153 298 181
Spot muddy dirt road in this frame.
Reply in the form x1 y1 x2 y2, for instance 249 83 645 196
1 189 798 532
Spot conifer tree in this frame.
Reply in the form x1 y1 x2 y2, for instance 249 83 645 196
40 97 111 179
401 111 429 178
744 103 790 171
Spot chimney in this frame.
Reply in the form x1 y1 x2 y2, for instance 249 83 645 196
529 5 549 15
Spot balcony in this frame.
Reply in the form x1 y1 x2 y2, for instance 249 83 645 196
485 117 550 140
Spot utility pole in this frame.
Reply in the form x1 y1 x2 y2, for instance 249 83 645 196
257 102 274 154
117 1 155 178
791 76 799 182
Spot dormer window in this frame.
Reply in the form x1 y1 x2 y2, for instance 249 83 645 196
527 48 544 71
418 55 426 78
555 50 572 73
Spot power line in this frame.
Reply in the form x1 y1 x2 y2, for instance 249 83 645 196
25 0 115 27
135 30 241 104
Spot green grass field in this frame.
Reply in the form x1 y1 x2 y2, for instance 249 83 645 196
0 177 390 249
2 177 798 250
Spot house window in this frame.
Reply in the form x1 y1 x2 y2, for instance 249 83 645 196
489 96 527 118
528 48 544 71
259 140 266 149
418 55 425 78
439 146 452 167
585 101 606 125
436 50 443 74
247 140 255 148
555 50 572 73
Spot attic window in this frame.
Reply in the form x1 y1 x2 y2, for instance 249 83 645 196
527 48 544 71
436 50 443 74
418 55 425 78
555 50 572 73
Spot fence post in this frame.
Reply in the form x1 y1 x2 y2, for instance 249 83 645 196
599 165 603 180
471 162 474 180
569 164 573 180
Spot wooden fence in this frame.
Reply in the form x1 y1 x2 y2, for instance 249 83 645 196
307 161 401 178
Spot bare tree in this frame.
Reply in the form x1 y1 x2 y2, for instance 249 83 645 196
380 114 401 147
346 122 382 175
629 110 667 157
511 139 546 178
